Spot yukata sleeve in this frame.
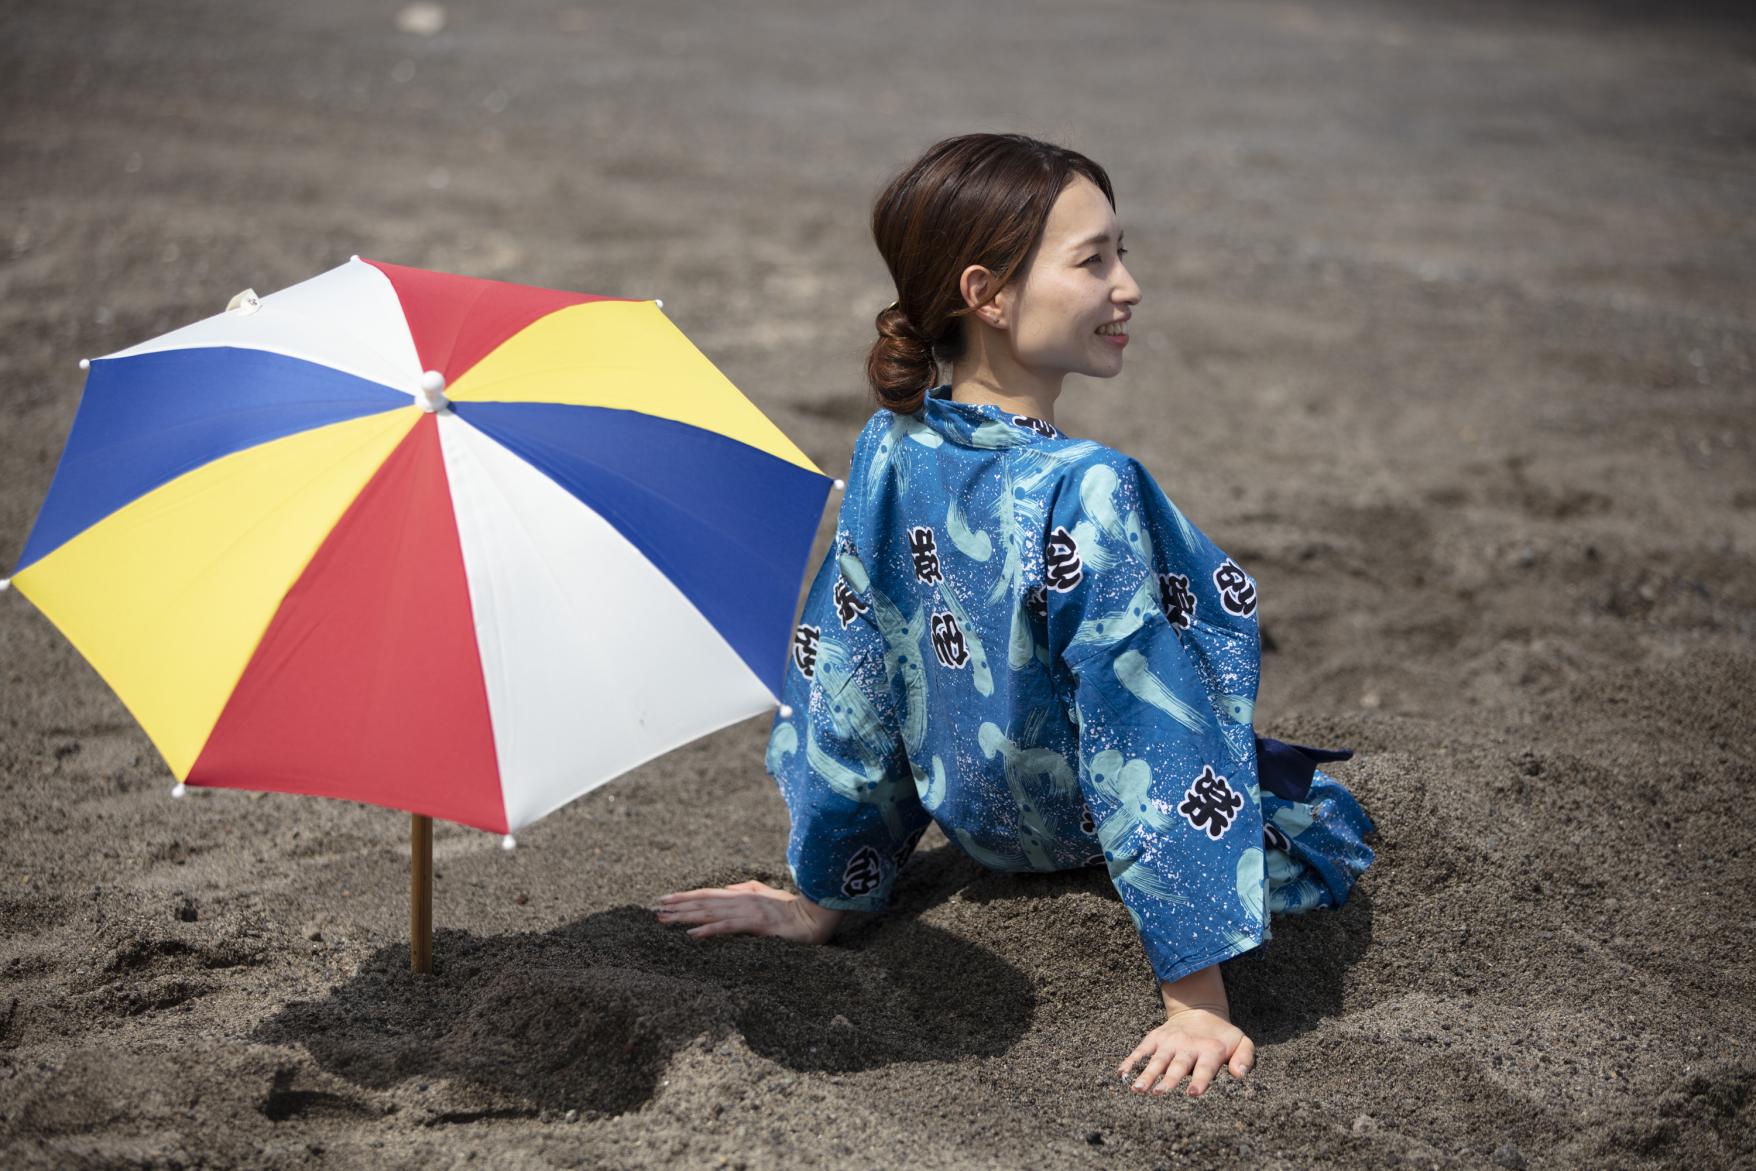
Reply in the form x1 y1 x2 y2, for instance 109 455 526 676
1042 456 1268 985
765 545 933 913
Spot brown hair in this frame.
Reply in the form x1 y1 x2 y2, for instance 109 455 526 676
865 133 1116 415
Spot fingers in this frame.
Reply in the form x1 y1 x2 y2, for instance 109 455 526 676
657 887 755 906
1118 1037 1156 1080
656 894 772 920
1153 1050 1198 1096
657 883 783 916
655 890 785 940
1184 1050 1224 1097
655 892 710 908
654 903 764 936
683 917 761 939
1130 1049 1175 1093
656 902 768 928
654 906 724 925
1121 1029 1255 1098
1229 1036 1256 1079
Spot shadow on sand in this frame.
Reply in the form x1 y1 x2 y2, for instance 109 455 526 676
257 840 1369 1119
254 901 1034 1119
1224 886 1376 1044
892 838 1374 1047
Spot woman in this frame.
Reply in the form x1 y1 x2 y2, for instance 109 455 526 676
657 133 1374 1099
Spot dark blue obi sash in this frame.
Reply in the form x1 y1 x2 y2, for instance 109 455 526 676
1254 737 1355 802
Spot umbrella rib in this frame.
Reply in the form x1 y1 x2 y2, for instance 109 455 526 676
217 300 424 394
442 284 497 380
56 400 401 468
445 391 794 478
101 340 411 397
23 402 410 567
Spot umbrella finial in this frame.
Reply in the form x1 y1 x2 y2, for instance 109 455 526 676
501 834 517 851
227 289 261 317
416 370 449 413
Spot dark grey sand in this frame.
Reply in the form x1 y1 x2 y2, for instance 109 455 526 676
2 1 1753 1167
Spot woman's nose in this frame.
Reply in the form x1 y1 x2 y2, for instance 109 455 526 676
1116 265 1142 305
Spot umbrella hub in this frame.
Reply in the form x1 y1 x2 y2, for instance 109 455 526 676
415 370 450 413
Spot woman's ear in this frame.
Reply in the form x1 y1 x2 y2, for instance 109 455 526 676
960 264 1008 330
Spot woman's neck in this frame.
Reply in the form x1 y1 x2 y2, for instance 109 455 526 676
949 364 1062 425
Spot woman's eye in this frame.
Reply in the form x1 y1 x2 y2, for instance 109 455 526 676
1118 247 1129 257
1083 255 1101 265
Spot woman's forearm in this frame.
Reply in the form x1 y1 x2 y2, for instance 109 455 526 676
1159 963 1230 1021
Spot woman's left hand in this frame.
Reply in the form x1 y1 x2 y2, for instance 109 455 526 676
654 880 843 944
1119 1007 1254 1097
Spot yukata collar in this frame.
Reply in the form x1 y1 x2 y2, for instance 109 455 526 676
913 383 1067 450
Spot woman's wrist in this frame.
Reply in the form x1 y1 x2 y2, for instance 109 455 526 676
1158 964 1230 1022
794 894 846 941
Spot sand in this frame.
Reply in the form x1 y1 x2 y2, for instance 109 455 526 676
2 0 1753 1167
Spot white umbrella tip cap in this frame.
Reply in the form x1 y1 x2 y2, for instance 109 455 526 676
415 370 449 412
778 703 793 719
170 782 188 799
78 358 91 370
0 578 10 592
501 834 517 851
833 478 846 491
654 298 664 310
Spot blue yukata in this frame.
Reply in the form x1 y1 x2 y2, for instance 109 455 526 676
765 384 1374 984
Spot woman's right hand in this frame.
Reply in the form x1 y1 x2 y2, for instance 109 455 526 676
1120 1008 1254 1097
654 880 844 945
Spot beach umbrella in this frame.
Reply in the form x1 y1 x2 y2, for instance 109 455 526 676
4 257 835 970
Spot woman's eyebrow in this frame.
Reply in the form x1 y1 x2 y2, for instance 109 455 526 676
1068 229 1124 252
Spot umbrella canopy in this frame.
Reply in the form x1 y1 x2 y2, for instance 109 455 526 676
7 258 833 835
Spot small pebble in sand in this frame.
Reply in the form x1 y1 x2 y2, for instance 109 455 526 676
1492 1143 1528 1170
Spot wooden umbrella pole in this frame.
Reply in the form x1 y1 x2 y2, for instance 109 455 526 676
410 814 433 974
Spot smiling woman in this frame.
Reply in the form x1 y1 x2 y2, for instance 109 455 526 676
657 132 1375 1102
862 134 1139 424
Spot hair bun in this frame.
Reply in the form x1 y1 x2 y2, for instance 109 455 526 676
868 302 937 415
877 302 925 343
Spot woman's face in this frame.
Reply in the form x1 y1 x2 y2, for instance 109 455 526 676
999 175 1142 382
